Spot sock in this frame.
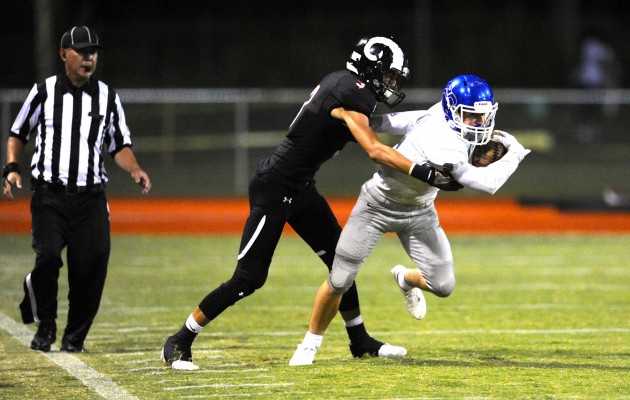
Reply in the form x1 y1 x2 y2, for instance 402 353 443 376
302 331 323 349
185 314 204 334
345 321 370 344
397 270 414 291
175 314 203 343
343 315 363 327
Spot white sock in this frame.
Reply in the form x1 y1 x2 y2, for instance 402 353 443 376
343 315 363 327
302 331 323 349
185 314 204 334
397 270 414 291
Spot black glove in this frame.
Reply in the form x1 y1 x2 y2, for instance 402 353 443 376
409 162 463 191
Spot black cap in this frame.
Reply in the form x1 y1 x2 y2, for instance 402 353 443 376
60 26 102 50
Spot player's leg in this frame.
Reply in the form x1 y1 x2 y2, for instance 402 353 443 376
401 211 455 297
197 206 286 320
290 186 405 361
289 279 341 366
393 207 455 318
162 175 288 369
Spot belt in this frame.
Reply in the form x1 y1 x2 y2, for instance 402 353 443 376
34 180 104 195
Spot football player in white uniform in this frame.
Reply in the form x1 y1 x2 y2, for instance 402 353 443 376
290 74 530 366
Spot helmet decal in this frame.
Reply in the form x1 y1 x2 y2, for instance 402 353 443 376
346 36 409 108
444 86 457 109
364 37 406 72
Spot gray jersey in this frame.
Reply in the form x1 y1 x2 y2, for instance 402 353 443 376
372 102 523 202
371 103 469 205
330 102 528 298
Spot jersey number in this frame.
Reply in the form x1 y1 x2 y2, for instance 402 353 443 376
290 84 321 127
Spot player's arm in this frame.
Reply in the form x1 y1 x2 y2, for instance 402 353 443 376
331 107 461 191
451 132 530 194
332 107 413 171
369 110 429 135
450 161 516 194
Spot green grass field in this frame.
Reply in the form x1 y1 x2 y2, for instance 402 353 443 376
0 233 628 399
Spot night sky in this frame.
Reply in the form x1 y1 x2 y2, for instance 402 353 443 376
2 1 629 89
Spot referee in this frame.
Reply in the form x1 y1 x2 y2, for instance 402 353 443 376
2 26 151 352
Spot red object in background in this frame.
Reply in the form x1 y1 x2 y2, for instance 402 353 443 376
2 198 630 235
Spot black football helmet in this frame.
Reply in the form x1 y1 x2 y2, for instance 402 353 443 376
346 36 410 108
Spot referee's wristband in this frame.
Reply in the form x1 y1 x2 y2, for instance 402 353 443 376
409 162 432 183
2 162 20 178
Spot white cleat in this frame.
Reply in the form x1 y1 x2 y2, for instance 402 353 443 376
171 359 200 370
289 343 318 366
391 265 427 320
378 343 407 359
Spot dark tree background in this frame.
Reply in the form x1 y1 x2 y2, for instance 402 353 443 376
1 0 629 89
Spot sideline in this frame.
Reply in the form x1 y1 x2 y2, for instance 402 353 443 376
2 197 630 234
0 311 139 400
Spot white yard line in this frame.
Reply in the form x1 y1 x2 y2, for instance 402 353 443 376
197 327 630 337
2 309 627 399
164 383 294 390
0 311 139 400
370 327 630 335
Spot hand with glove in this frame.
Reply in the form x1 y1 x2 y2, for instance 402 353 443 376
409 162 464 191
491 130 531 161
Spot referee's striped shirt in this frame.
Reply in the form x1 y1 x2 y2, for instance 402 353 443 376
10 73 133 190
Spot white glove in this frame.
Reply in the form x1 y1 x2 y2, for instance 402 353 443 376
492 130 531 161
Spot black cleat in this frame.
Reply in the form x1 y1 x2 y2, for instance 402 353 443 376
349 336 383 358
349 336 407 359
30 321 56 352
161 335 199 370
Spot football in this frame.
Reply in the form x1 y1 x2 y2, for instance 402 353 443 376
471 133 507 167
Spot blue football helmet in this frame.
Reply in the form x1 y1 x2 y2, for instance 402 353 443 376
347 36 410 108
441 74 498 145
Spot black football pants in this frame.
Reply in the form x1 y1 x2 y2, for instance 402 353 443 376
19 186 110 346
198 174 361 321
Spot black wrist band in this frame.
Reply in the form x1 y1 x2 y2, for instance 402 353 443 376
409 162 432 183
2 162 20 178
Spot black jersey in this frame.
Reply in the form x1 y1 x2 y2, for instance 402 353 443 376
256 70 377 189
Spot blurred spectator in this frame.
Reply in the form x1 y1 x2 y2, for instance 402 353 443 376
574 34 621 89
571 30 623 143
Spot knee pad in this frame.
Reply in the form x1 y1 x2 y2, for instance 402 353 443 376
328 254 362 294
432 276 455 298
230 277 257 298
233 269 267 292
198 277 257 321
232 256 271 291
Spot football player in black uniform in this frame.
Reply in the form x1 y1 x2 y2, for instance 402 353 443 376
161 36 459 370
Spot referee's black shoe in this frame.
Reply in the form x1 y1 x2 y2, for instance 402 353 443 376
61 339 85 353
30 321 56 352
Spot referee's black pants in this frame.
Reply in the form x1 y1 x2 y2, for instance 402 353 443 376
198 174 361 321
19 184 110 347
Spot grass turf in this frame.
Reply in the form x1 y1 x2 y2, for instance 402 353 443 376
0 234 628 399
